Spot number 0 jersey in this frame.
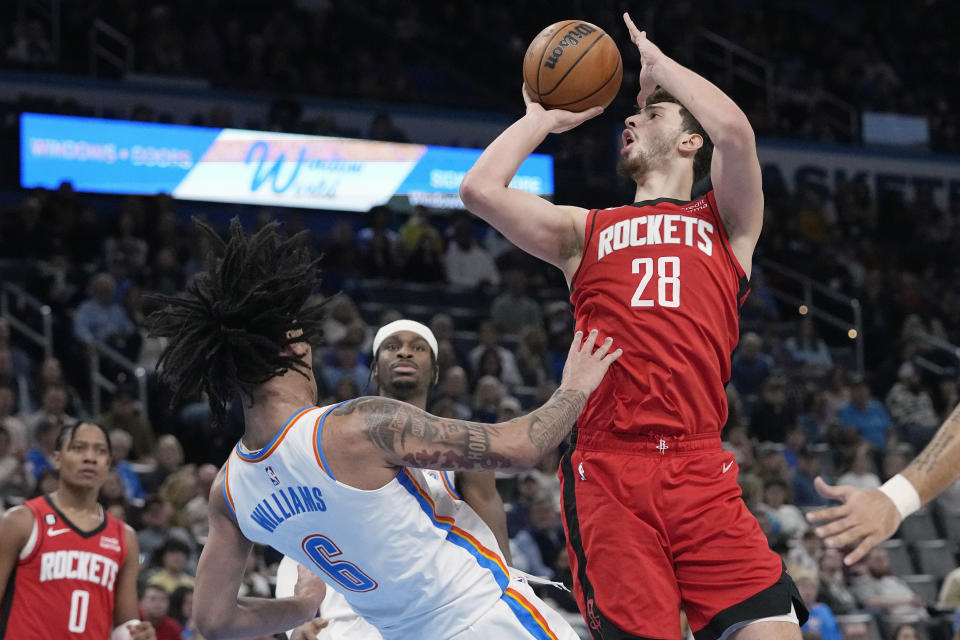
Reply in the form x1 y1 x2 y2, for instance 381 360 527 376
0 495 128 640
570 191 749 438
223 405 557 640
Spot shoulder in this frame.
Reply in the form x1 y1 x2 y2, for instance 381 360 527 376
0 504 36 551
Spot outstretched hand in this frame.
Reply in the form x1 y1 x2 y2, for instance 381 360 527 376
521 83 603 134
560 329 623 395
622 12 667 107
806 476 902 566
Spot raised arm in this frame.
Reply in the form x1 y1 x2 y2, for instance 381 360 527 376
194 471 326 640
459 88 600 281
807 402 960 565
325 330 620 489
624 13 763 273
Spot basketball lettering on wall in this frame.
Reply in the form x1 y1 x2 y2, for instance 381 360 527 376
523 20 623 112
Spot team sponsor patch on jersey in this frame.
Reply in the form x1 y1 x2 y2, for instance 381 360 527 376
100 535 122 553
44 513 56 525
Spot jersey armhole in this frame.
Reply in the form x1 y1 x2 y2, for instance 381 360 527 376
313 401 348 482
568 209 599 294
222 458 238 518
18 516 38 563
705 191 752 313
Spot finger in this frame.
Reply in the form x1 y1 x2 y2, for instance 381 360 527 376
581 329 599 353
568 330 584 357
814 513 858 539
807 504 848 524
521 83 534 105
578 106 604 122
823 522 869 550
844 535 879 566
622 13 640 38
814 475 852 501
602 348 623 364
593 336 614 358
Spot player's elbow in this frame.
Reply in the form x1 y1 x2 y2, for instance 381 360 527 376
195 610 229 640
458 172 499 211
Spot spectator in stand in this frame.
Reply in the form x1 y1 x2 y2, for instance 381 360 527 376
357 205 401 277
516 325 554 386
140 435 185 495
798 387 832 445
97 385 156 460
0 383 28 453
731 331 774 403
25 383 77 442
750 376 798 442
512 494 566 580
886 362 940 450
816 548 857 615
784 317 833 378
788 530 823 575
796 571 842 640
400 207 445 282
320 338 369 395
330 375 359 404
73 273 141 360
109 428 146 500
137 495 194 563
431 365 472 420
471 375 507 423
507 473 543 537
821 367 851 424
490 267 543 334
139 584 184 640
850 547 927 620
320 295 366 349
31 356 84 419
836 442 881 491
168 586 195 634
836 375 894 449
792 446 830 507
443 213 500 288
783 425 807 468
468 320 522 386
148 537 196 593
368 111 408 142
0 424 30 498
938 566 960 610
25 417 59 481
181 463 217 543
760 478 808 537
430 313 468 369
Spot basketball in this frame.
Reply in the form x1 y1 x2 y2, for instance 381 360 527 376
523 20 623 112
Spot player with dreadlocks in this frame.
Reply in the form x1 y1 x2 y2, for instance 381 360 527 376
146 218 621 640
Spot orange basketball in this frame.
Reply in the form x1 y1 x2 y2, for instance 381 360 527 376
522 20 623 112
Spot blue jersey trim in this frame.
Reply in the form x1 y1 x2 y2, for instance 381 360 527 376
442 471 463 500
396 470 510 592
502 590 555 640
314 400 348 481
234 405 315 461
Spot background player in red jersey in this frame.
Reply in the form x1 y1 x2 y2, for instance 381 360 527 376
459 12 806 640
0 422 154 640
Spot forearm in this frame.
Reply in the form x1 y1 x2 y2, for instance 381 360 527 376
461 114 551 192
902 403 960 504
461 473 513 564
507 387 587 467
646 57 752 142
201 596 315 640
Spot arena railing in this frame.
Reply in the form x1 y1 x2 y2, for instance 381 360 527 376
758 258 864 375
88 338 148 418
0 281 53 359
88 18 133 77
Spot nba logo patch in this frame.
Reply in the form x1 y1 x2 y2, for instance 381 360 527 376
266 466 280 486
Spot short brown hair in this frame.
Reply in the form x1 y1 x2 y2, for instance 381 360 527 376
645 88 713 183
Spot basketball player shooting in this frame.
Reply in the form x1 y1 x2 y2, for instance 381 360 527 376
146 219 621 640
459 12 807 640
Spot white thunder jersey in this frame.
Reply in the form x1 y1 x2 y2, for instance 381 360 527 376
223 404 563 640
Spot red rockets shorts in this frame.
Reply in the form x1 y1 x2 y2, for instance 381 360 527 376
559 428 808 640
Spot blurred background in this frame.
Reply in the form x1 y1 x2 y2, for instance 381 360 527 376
2 1 960 639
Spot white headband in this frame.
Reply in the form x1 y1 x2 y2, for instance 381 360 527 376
372 320 438 359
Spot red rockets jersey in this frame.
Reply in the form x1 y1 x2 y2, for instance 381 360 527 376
570 191 749 438
0 495 128 640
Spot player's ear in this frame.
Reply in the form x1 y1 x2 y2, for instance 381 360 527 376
679 132 703 155
433 364 440 386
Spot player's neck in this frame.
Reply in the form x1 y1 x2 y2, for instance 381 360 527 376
242 380 316 451
381 388 428 411
49 485 100 515
632 167 693 204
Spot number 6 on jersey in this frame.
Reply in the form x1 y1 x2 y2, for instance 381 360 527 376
631 256 680 308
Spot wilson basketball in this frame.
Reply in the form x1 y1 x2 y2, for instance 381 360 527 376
523 20 623 112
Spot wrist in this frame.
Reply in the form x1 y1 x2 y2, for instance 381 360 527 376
878 474 921 521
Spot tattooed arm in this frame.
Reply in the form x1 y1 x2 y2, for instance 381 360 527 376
323 330 620 489
807 403 960 565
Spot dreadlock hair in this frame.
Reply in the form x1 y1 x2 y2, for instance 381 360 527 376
145 218 326 426
645 88 714 184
